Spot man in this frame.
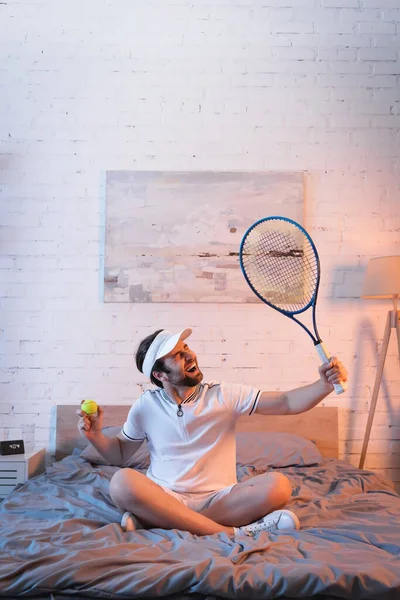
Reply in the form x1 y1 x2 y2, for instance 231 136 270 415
77 328 347 537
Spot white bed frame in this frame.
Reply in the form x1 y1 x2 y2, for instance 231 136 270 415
56 405 338 461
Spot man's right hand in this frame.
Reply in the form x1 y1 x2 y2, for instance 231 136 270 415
76 403 104 440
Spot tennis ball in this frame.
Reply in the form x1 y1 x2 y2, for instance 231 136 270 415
81 400 98 415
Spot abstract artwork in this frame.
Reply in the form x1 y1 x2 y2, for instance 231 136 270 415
104 171 304 303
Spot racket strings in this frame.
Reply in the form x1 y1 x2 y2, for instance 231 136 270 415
241 223 318 312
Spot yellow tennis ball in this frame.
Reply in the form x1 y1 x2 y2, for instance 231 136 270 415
81 400 98 415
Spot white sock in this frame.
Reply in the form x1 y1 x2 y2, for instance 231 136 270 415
233 526 251 536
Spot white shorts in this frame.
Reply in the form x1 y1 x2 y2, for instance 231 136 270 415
161 484 235 513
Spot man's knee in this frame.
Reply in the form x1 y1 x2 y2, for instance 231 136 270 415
109 468 139 509
269 472 292 508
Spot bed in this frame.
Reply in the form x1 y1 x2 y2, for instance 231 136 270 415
0 405 399 600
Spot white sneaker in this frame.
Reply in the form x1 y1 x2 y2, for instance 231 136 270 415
120 511 144 532
240 509 300 536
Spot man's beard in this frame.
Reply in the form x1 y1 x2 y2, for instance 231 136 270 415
168 367 203 387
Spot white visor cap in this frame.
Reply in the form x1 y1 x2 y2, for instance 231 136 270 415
142 328 192 380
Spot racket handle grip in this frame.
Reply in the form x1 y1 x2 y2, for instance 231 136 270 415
315 342 347 395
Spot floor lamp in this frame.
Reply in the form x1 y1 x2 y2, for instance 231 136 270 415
359 255 400 469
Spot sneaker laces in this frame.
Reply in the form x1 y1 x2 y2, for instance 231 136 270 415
246 512 282 533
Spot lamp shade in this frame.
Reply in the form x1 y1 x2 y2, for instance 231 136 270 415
362 256 400 299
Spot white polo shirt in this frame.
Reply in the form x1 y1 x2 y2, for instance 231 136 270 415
121 381 261 493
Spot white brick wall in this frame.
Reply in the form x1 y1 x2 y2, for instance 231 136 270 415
1 0 399 490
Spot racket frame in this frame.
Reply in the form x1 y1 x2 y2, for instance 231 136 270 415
239 216 322 345
239 215 346 395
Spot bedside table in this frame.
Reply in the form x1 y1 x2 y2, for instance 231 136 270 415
0 448 46 499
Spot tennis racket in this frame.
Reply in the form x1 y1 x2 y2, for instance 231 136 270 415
239 216 346 395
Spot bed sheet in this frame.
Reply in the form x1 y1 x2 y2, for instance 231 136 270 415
0 452 399 600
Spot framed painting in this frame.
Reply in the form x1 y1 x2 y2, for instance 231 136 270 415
104 171 304 303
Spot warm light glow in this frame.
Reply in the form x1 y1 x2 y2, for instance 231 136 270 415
362 256 400 299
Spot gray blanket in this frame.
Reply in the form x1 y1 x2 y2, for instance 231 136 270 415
0 453 399 600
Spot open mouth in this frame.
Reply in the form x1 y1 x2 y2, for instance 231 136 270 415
186 363 198 373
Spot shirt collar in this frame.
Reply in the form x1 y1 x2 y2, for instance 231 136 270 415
160 384 202 406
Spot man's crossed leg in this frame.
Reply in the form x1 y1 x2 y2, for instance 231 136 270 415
109 469 299 536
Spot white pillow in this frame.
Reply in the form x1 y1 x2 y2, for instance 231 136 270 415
236 431 322 468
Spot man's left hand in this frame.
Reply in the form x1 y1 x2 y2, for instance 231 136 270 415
318 357 348 387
